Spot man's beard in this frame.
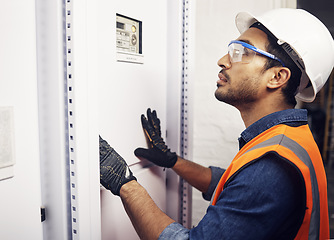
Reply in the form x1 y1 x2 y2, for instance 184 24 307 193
215 77 260 106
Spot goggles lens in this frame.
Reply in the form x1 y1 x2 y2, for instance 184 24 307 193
228 42 256 64
228 40 285 66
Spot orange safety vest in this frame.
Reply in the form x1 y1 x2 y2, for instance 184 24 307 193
211 124 329 240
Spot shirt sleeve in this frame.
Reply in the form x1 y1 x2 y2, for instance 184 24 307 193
158 222 190 240
202 166 225 201
159 153 305 240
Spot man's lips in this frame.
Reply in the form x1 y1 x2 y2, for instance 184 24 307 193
217 72 228 86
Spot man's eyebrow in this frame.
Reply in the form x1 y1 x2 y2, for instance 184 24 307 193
236 39 254 46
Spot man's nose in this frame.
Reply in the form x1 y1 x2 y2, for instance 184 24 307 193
217 54 231 69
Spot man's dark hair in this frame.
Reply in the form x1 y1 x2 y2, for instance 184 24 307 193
251 22 302 107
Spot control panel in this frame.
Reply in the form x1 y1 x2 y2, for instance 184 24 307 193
116 14 143 64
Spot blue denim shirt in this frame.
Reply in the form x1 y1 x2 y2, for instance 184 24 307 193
159 109 308 240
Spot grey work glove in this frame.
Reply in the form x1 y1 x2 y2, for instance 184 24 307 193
99 135 136 196
134 108 177 168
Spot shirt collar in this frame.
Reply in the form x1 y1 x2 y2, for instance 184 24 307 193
239 109 308 149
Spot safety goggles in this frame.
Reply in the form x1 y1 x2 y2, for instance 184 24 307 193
228 40 285 67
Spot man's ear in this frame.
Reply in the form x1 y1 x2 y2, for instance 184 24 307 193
267 67 291 89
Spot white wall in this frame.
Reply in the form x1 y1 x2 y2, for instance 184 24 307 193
0 0 43 238
190 0 297 226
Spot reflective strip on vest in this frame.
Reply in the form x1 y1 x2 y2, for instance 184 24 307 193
243 134 320 239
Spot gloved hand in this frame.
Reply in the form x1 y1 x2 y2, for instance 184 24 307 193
134 108 178 168
99 135 136 196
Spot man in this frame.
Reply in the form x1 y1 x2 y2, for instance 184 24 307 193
99 8 334 239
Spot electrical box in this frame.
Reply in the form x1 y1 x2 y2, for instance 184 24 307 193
116 14 143 64
0 107 15 180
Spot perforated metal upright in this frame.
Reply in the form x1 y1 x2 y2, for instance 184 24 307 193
180 0 193 229
37 0 101 239
64 0 79 238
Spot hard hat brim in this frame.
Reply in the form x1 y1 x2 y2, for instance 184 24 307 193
235 12 257 34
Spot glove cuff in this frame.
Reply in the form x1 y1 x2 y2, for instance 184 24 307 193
165 151 178 168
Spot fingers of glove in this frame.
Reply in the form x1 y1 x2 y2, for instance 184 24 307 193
99 136 138 196
100 163 123 195
99 135 114 161
100 144 137 195
144 110 166 147
99 136 126 166
147 108 161 136
152 110 161 136
140 114 156 142
103 146 126 168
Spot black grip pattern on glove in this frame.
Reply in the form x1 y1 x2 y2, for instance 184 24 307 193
134 108 177 168
99 136 136 196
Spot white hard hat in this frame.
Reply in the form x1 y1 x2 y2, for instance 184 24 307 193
235 8 334 102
